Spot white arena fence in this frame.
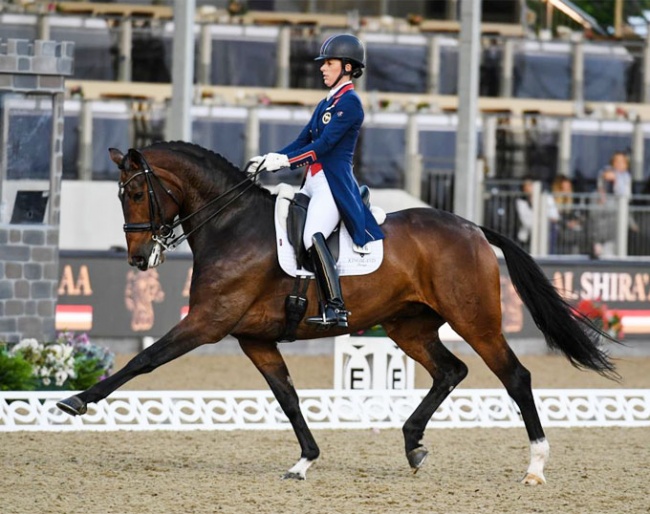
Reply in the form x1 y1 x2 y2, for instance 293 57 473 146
1 389 649 432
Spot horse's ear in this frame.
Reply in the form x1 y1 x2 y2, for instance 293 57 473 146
126 148 144 170
109 148 125 169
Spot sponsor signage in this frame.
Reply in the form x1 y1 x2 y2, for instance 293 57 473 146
57 251 192 337
56 251 650 340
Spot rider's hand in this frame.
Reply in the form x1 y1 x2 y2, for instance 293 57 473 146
246 155 265 174
261 153 290 173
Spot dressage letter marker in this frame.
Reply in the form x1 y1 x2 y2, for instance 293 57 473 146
334 335 415 390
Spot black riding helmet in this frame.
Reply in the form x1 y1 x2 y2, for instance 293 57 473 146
314 34 365 80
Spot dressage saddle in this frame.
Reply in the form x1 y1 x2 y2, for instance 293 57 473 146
286 185 371 271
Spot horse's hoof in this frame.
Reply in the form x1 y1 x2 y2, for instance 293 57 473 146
407 446 429 473
282 471 306 481
521 472 546 485
56 395 87 416
283 457 313 480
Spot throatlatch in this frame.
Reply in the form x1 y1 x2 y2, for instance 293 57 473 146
305 232 348 328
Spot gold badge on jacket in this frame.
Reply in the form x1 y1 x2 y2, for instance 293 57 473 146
322 112 331 124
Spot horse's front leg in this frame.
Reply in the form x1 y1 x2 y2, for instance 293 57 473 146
238 338 320 480
57 315 224 416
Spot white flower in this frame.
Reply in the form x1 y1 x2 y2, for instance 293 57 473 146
41 377 51 386
62 345 74 360
54 370 68 386
10 338 41 355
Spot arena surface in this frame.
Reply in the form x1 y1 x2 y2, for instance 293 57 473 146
2 352 649 514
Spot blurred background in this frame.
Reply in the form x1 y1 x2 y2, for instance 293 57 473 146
3 0 650 352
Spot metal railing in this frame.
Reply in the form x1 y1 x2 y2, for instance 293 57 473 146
421 175 650 259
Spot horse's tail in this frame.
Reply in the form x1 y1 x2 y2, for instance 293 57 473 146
480 225 619 379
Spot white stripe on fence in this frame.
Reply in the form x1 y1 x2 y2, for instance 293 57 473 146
1 389 648 432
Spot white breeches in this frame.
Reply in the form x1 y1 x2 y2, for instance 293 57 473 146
299 169 340 250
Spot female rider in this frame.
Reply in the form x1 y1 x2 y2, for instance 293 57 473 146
252 33 384 328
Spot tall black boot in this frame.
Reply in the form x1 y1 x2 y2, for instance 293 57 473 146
305 232 348 328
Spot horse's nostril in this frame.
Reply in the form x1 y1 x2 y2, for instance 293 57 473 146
129 255 147 270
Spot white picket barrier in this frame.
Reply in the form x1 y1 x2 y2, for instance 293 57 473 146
1 389 649 431
2 338 648 431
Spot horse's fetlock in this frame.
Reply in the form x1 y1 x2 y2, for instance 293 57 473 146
402 424 423 449
303 447 320 461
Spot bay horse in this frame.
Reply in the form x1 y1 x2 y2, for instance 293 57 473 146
57 141 617 484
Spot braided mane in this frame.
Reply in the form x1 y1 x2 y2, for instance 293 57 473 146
145 140 273 199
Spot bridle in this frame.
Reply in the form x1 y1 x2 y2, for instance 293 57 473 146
118 149 265 252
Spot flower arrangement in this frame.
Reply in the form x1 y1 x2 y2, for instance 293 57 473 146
575 299 624 340
0 332 114 391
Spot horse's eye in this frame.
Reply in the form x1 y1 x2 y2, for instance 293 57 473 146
133 191 145 202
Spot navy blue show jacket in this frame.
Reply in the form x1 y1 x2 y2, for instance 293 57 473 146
278 83 385 247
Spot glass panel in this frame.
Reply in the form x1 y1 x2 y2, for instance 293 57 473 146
1 92 53 180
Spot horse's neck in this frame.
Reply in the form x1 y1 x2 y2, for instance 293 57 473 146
178 173 275 254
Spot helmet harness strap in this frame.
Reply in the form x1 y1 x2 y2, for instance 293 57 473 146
331 59 352 89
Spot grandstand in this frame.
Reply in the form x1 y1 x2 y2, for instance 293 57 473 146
2 0 650 257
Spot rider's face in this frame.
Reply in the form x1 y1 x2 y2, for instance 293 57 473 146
320 59 345 88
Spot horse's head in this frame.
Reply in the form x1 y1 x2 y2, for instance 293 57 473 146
109 147 182 271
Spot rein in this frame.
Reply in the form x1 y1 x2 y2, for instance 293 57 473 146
119 150 265 252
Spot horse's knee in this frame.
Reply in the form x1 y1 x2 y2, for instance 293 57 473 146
433 355 468 390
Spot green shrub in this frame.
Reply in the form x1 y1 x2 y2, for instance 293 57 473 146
0 345 36 391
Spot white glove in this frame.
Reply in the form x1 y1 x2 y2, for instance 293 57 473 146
246 155 264 174
261 153 290 172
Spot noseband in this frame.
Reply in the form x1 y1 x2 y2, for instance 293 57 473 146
118 153 179 243
119 149 263 251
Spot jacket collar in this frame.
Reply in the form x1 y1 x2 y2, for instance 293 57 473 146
327 81 353 101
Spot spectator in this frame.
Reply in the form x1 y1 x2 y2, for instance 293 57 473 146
598 151 632 199
515 177 559 252
551 175 584 254
590 151 632 258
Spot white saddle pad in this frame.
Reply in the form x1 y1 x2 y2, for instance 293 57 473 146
274 184 384 278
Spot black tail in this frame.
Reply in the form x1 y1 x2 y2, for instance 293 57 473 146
480 225 619 379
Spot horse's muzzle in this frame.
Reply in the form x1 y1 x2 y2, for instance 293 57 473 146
128 241 165 271
129 254 149 271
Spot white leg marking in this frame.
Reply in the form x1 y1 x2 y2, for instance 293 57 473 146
284 457 314 480
522 438 550 485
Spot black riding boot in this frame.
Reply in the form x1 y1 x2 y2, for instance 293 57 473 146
305 232 348 328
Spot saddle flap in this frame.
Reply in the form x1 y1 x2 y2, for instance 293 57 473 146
274 183 384 278
287 193 340 270
287 193 310 270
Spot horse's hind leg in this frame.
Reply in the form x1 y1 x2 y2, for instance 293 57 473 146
238 338 319 480
466 333 549 485
383 314 468 473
